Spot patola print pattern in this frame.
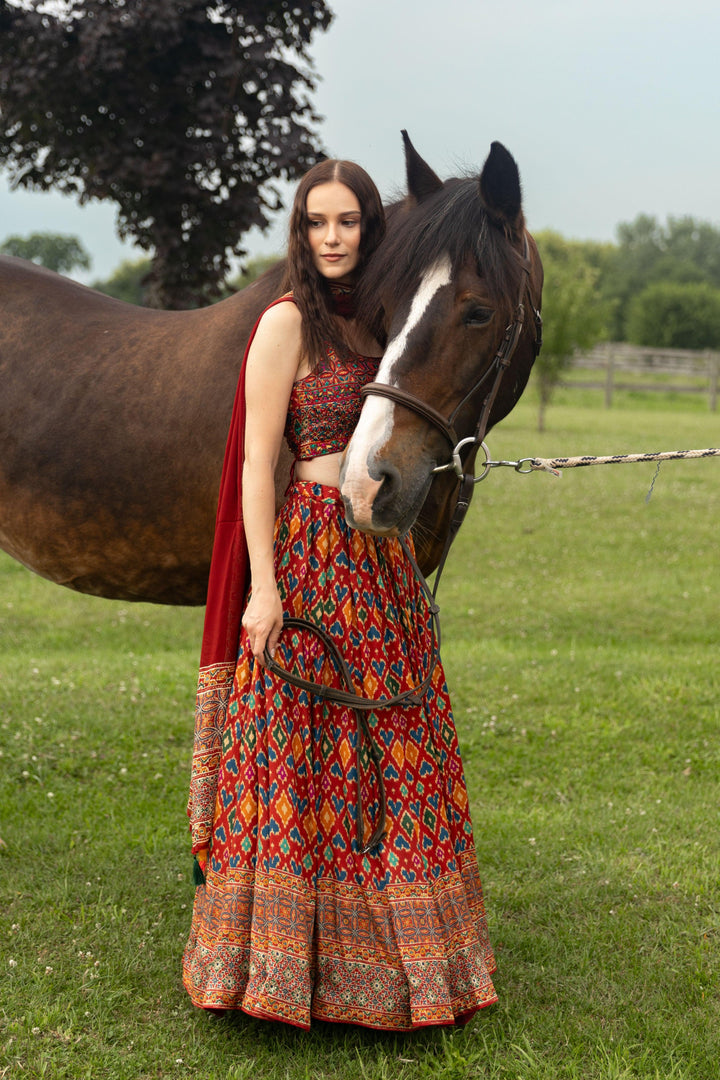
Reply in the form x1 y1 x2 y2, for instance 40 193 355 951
183 482 497 1029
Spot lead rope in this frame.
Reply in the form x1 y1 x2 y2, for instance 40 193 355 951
263 536 441 854
527 447 720 473
471 444 720 480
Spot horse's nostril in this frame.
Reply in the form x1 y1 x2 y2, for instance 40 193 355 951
375 462 403 498
372 462 402 515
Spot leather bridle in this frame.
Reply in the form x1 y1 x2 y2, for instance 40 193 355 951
361 234 542 487
360 233 542 589
264 234 542 855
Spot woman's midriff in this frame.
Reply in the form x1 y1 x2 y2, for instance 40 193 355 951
293 450 344 489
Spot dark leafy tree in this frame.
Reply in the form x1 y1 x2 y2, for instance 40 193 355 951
0 0 332 307
0 231 91 274
626 281 720 351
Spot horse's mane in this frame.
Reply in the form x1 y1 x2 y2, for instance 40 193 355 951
355 176 525 345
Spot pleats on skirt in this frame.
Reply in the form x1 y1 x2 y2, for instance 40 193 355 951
182 481 497 1030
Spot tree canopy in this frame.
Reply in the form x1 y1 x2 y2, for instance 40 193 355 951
0 231 91 274
91 252 279 305
601 214 720 340
0 0 332 308
626 281 720 351
533 231 608 430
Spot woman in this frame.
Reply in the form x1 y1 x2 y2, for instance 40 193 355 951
183 159 497 1030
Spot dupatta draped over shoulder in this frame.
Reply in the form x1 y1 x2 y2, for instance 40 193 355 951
187 296 295 855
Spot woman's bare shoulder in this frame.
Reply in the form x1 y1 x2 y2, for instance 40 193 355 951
255 296 302 340
246 297 303 381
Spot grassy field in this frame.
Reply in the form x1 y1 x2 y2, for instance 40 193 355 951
1 394 719 1079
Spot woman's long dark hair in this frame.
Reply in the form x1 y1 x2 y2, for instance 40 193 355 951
281 159 385 366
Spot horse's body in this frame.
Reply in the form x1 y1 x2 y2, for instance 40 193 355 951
0 135 542 605
0 255 287 603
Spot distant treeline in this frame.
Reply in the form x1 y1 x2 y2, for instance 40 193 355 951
536 215 720 351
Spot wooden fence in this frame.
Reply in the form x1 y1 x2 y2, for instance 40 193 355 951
562 343 720 410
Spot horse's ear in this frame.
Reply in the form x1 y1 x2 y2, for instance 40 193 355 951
478 141 523 231
402 130 444 203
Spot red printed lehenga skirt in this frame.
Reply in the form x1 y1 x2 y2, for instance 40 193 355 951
182 481 497 1029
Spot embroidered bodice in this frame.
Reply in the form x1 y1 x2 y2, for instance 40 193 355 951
285 343 380 460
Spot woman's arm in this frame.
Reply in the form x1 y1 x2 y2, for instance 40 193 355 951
241 300 303 663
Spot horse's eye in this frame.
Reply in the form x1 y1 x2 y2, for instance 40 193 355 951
463 306 494 327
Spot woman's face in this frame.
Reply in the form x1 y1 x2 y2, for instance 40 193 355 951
306 181 362 283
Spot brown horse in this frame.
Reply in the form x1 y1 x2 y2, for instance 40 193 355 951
0 134 541 605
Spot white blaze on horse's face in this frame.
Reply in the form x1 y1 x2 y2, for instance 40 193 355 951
341 255 453 530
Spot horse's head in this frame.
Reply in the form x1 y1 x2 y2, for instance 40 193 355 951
340 133 543 537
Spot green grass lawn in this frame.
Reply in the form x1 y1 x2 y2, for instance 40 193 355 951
1 396 719 1079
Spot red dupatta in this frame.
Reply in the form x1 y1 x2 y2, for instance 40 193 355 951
187 296 295 856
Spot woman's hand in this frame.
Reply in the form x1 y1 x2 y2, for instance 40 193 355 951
241 582 284 664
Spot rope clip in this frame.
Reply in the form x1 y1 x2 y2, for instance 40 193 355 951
475 445 559 481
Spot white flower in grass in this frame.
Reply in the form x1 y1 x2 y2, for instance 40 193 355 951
45 966 53 974
8 958 17 967
528 837 536 845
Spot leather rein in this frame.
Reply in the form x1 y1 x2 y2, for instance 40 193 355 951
264 235 542 854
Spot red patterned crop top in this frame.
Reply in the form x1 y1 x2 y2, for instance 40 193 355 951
284 343 381 460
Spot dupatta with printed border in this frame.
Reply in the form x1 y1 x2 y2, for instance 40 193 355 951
187 296 295 856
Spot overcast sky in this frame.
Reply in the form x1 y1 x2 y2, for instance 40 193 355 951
1 0 718 281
